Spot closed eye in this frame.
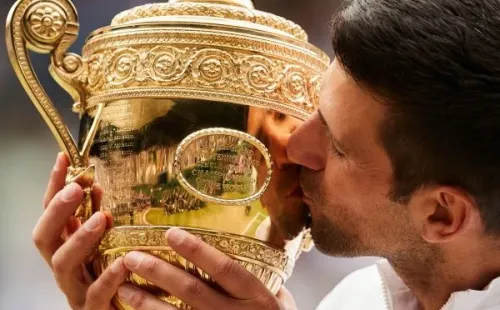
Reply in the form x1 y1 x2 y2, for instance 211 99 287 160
317 110 346 158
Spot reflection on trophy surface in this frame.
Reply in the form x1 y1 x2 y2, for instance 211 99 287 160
87 100 308 306
6 0 329 308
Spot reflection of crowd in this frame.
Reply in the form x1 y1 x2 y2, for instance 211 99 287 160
159 187 204 215
90 99 249 216
89 99 309 246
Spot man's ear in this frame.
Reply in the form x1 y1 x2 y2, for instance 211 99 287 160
408 186 477 243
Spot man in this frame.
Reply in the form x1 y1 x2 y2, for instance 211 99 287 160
32 0 500 309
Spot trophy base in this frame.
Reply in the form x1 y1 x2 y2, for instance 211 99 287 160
95 226 295 310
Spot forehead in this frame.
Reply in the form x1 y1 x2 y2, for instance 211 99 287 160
319 60 386 144
320 60 385 153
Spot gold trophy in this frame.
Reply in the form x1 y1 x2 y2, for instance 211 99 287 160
6 0 329 308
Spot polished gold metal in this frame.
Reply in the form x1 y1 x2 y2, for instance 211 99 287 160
6 0 330 309
173 127 273 206
96 226 294 309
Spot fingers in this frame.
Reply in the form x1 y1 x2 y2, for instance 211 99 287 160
117 284 180 310
52 212 108 307
52 212 107 287
165 228 266 299
123 252 228 310
85 257 130 310
43 152 70 209
66 184 106 237
33 182 84 266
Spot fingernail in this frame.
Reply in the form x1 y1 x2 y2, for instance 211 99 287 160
166 228 187 246
84 212 103 232
118 284 136 301
125 252 144 269
62 183 77 202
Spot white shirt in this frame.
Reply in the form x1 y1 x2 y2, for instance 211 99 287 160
316 259 500 310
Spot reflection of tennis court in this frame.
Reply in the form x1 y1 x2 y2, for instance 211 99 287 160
144 199 268 237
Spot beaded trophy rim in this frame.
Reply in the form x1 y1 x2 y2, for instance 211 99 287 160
108 1 308 41
98 225 298 277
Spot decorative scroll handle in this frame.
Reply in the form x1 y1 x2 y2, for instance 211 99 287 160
5 0 102 222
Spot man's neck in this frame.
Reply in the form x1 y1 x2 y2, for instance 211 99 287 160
388 252 500 310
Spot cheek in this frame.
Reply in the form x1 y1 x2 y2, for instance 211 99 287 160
321 159 391 219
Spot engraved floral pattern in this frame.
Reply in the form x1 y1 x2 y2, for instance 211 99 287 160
154 55 174 75
150 46 189 82
306 75 323 110
85 47 323 113
191 49 236 88
107 48 139 86
240 55 280 93
88 54 104 90
28 4 65 41
98 247 284 309
97 227 291 310
201 59 222 79
281 66 308 103
117 57 133 76
99 227 293 273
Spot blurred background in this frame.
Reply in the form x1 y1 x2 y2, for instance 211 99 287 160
0 0 378 309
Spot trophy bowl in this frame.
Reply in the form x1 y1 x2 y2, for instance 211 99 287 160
6 0 330 308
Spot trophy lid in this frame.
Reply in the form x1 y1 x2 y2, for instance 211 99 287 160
169 0 254 8
109 0 308 42
82 0 330 120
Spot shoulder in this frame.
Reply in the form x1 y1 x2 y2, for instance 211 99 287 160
315 262 387 310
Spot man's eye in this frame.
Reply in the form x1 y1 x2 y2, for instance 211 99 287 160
331 146 345 158
319 119 345 158
325 131 345 158
326 139 343 158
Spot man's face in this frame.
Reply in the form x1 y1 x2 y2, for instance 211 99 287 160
287 59 422 257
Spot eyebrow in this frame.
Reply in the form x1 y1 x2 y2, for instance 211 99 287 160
317 109 347 153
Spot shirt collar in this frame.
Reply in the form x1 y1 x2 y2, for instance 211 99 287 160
375 259 500 310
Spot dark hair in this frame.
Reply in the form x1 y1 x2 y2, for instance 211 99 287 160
331 0 500 234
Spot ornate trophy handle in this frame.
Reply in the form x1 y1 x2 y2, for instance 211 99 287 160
6 0 103 222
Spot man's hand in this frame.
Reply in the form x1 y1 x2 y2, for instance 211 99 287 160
118 228 298 310
32 153 129 310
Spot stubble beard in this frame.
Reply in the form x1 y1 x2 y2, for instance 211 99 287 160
309 212 373 257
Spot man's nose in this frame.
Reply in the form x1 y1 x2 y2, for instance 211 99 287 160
286 113 326 171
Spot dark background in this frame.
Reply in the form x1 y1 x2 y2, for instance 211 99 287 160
0 1 377 309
